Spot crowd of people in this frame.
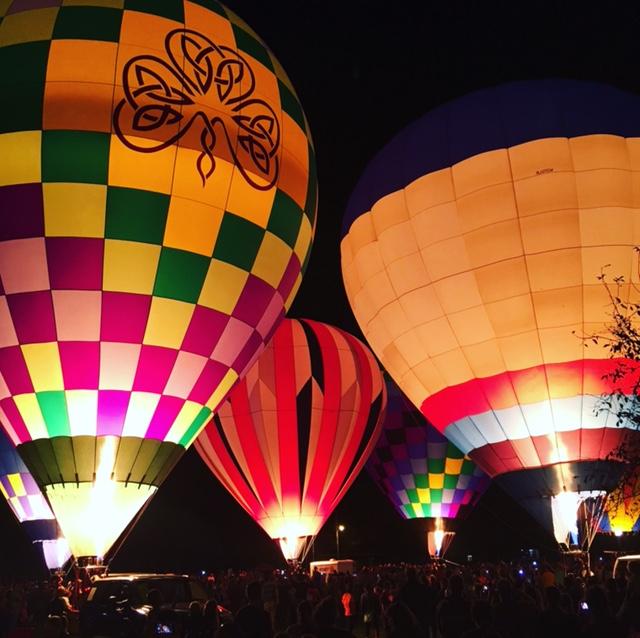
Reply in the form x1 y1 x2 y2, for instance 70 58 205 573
1 553 640 637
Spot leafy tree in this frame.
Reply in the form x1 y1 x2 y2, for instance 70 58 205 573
580 248 640 530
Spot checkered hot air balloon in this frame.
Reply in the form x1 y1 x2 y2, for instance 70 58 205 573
0 0 316 559
0 426 70 569
341 80 640 538
368 380 488 521
195 318 386 561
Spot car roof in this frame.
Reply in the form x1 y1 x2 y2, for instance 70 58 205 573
615 555 640 561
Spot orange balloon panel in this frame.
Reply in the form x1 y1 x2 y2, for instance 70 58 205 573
341 81 640 478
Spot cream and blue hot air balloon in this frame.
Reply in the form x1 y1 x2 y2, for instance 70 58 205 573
341 80 640 540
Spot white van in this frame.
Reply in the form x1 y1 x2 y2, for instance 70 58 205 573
309 559 356 577
613 554 640 579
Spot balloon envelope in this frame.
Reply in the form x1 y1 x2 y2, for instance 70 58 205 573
341 80 640 534
368 380 488 520
600 470 640 534
0 426 70 568
41 538 72 571
0 0 316 558
195 318 386 559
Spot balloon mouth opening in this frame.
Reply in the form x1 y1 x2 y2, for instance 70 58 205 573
434 529 445 555
278 535 312 562
265 517 320 562
46 481 156 559
45 437 157 558
427 518 455 559
551 490 606 546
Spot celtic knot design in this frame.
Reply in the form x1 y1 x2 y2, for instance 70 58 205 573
113 28 280 189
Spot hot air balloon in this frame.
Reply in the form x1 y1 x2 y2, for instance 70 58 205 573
341 80 640 540
367 379 488 558
0 426 71 570
600 469 640 535
0 1 316 560
195 318 386 561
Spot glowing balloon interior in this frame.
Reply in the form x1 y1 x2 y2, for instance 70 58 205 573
368 380 488 520
196 318 386 561
427 518 455 559
0 0 316 558
550 491 607 546
341 80 640 532
279 536 310 563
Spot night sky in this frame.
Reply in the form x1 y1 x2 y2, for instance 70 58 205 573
3 0 640 577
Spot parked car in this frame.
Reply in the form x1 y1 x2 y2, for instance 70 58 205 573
614 554 640 579
79 573 231 637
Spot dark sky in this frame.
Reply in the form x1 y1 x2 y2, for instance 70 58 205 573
4 0 640 577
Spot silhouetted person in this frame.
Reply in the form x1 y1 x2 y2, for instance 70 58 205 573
286 600 315 637
42 614 67 638
143 589 161 638
340 586 354 632
186 600 205 638
312 596 353 637
462 600 501 638
360 585 382 638
235 581 272 638
535 586 578 638
30 580 52 634
400 568 430 635
539 564 555 590
203 599 221 637
216 621 240 637
48 586 75 636
437 574 473 638
262 573 279 630
385 600 420 638
492 578 537 638
580 585 624 638
49 586 74 618
618 559 640 634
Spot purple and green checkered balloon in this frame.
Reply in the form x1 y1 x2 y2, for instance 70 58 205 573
0 0 316 558
368 380 489 520
0 426 71 568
